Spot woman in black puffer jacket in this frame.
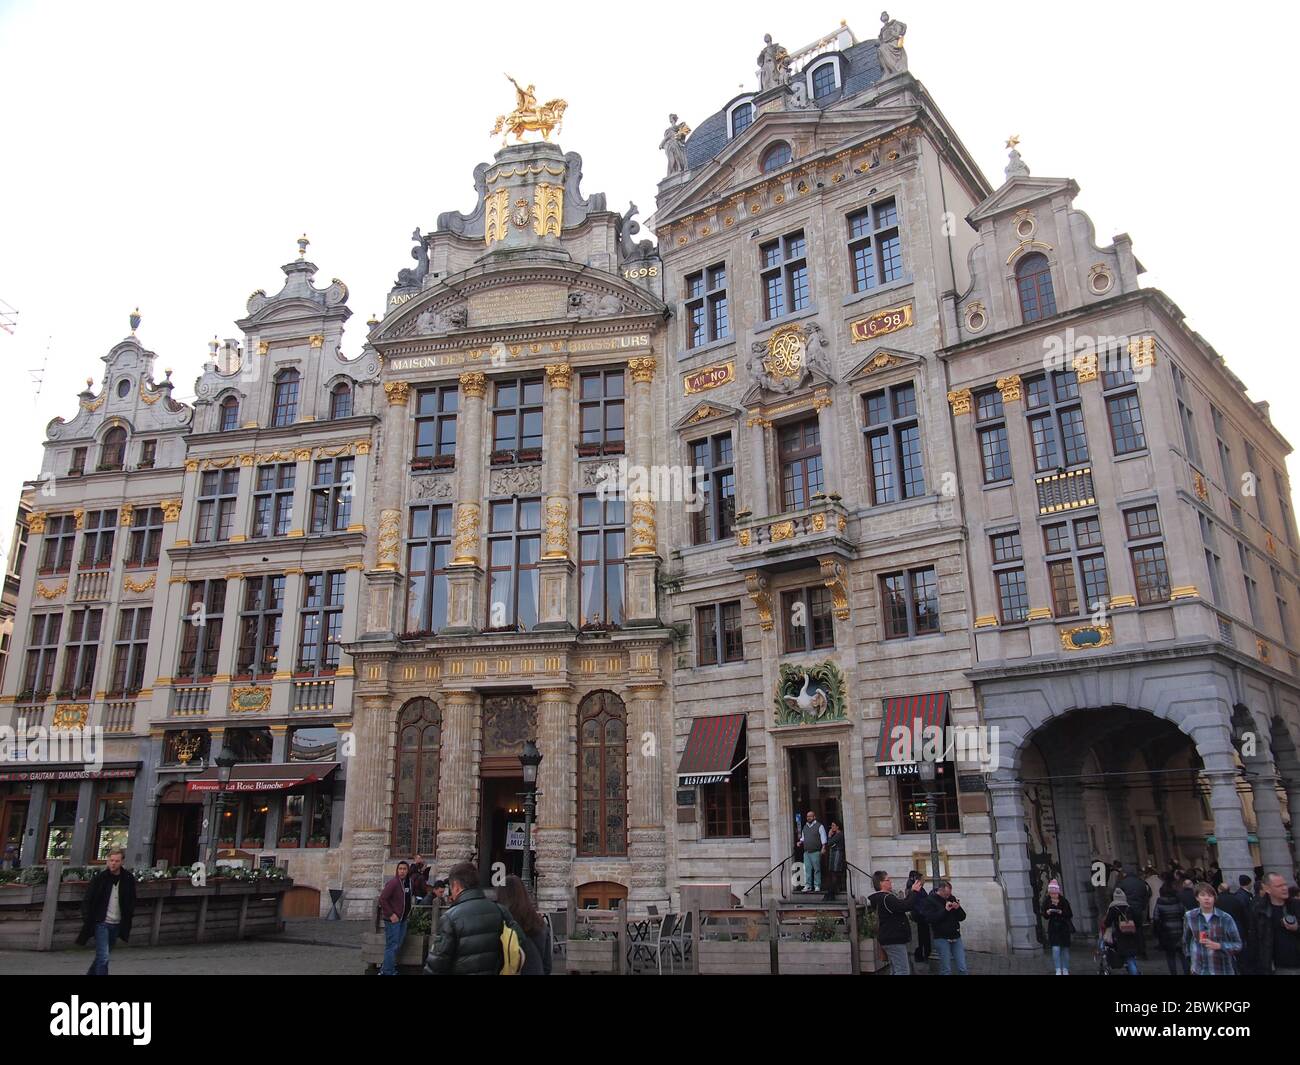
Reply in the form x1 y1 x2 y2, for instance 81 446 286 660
1152 881 1188 975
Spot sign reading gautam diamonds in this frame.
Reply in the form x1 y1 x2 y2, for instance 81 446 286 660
850 303 914 343
683 360 735 395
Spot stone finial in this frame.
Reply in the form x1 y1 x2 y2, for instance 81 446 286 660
129 307 141 335
297 234 310 259
1005 136 1030 179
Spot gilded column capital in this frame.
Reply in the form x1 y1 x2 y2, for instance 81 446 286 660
119 503 135 527
544 363 573 390
459 371 488 399
1072 353 1099 383
161 498 182 522
996 375 1023 403
1128 335 1157 368
628 356 657 384
946 389 973 416
28 511 48 534
384 381 410 406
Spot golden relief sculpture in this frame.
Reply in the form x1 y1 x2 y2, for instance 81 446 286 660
52 705 89 731
119 503 134 527
28 511 48 534
490 75 568 144
459 371 487 399
161 499 182 522
1072 353 1099 383
629 500 657 556
542 497 569 559
35 581 67 600
72 508 85 531
764 326 807 382
123 574 156 594
544 363 573 390
375 509 402 572
384 381 410 406
997 375 1023 403
452 502 482 565
745 572 774 631
819 558 850 621
485 189 510 247
533 183 564 237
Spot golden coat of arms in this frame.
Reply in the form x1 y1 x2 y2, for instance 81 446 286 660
764 325 807 381
490 74 568 144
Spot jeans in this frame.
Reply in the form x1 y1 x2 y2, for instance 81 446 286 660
881 942 911 975
87 922 120 976
934 937 968 975
1122 955 1140 976
1051 944 1071 973
381 917 408 975
802 851 822 892
1163 948 1188 976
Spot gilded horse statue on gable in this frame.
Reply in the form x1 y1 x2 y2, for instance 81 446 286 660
490 75 568 144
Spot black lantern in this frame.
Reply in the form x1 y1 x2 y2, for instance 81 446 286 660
518 740 543 892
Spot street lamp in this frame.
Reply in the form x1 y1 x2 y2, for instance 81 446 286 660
518 740 542 894
205 743 238 873
916 758 942 888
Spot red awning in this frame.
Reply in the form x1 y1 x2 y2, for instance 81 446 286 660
875 693 951 768
184 762 339 795
677 714 747 786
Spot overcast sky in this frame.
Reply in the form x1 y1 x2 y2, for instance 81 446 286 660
2 0 1298 563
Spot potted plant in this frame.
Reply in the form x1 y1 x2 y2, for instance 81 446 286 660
564 927 620 974
516 447 542 463
410 456 434 471
431 454 455 469
575 442 601 457
307 833 329 849
490 449 515 465
602 440 625 455
276 834 299 849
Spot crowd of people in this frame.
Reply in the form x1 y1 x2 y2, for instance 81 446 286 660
867 868 967 975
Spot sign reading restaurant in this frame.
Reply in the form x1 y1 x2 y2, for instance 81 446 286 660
850 303 913 343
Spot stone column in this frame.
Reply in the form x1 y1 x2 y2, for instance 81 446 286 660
446 373 487 634
626 684 669 909
538 364 575 629
989 771 1036 953
1244 754 1294 878
363 383 411 637
435 689 481 866
534 686 574 907
744 417 771 517
625 357 659 626
341 694 394 917
1204 760 1255 881
173 462 202 546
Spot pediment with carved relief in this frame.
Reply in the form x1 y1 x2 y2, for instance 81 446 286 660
846 346 923 381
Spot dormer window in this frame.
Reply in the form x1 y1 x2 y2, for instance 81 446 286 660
809 61 837 100
219 395 240 432
329 382 353 420
761 141 793 173
99 427 126 472
729 100 754 139
69 448 87 476
138 440 157 469
1015 253 1057 323
116 379 131 399
271 369 300 427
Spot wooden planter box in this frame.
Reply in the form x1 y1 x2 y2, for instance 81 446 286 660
698 939 771 975
360 930 430 972
0 885 35 905
858 938 881 974
565 938 620 974
779 940 854 975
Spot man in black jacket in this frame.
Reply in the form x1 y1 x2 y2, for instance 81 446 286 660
424 862 528 975
1246 871 1300 975
922 880 968 975
868 870 925 975
75 848 136 976
1114 863 1151 956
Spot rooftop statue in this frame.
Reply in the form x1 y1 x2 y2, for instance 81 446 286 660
757 33 792 91
877 11 908 76
660 113 691 177
490 75 568 144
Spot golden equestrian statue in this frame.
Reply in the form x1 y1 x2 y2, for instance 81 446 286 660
490 74 568 144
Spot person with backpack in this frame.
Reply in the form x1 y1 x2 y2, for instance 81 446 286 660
1042 879 1074 975
424 862 529 975
1183 881 1242 976
1102 886 1141 975
1152 881 1189 975
868 870 925 975
498 874 551 975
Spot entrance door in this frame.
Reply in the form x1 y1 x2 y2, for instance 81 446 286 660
155 806 202 867
0 800 27 864
788 745 842 854
478 776 528 885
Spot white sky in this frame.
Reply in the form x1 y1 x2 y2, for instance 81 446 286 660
2 0 1298 564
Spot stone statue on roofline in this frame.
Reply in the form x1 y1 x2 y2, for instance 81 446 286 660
757 33 792 91
660 114 691 177
877 11 909 77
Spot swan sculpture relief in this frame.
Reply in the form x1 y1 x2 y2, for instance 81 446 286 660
782 671 828 721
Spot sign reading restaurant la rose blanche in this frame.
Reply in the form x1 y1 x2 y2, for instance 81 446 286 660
850 303 914 343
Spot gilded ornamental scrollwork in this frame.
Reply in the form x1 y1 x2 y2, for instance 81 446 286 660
745 573 774 632
384 381 411 406
459 372 488 399
543 498 569 559
452 502 482 565
375 509 401 572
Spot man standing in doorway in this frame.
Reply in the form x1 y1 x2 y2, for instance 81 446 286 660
76 848 136 975
801 810 826 894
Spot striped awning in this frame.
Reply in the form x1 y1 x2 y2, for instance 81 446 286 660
677 714 747 786
875 693 951 772
184 762 340 795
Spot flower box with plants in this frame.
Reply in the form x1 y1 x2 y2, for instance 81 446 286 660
306 834 329 849
516 447 542 463
564 928 621 973
409 456 434 471
490 449 516 465
575 443 602 458
778 913 854 974
430 453 455 469
276 835 299 849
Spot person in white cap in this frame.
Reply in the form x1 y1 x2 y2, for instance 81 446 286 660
1042 879 1075 974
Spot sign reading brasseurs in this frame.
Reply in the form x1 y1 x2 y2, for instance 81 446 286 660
850 302 914 343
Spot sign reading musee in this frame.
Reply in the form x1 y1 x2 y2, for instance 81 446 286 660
850 303 914 343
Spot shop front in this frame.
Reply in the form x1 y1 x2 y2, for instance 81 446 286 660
0 764 138 866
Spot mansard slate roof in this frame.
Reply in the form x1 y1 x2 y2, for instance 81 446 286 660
684 39 885 169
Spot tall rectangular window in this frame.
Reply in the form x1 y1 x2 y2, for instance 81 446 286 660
760 230 809 320
991 531 1028 624
492 377 544 454
1101 349 1147 455
125 506 164 567
1200 512 1224 606
1242 440 1269 527
578 370 625 449
38 514 75 574
22 613 62 699
880 566 940 639
271 370 300 427
848 198 903 292
79 509 117 570
413 384 458 460
578 494 625 628
781 586 835 653
684 263 729 348
864 382 925 504
298 571 345 674
1240 543 1260 625
778 417 823 512
689 432 735 544
59 607 103 698
975 388 1012 484
69 447 87 476
1171 363 1203 466
236 575 285 678
1124 505 1170 605
405 504 453 634
195 469 239 543
252 463 296 539
703 725 750 839
309 457 354 534
1025 371 1089 472
1212 405 1234 490
178 580 227 682
487 497 542 631
697 601 744 665
1044 516 1108 618
108 607 151 696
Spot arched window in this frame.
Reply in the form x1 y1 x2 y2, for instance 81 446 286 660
391 698 441 856
576 691 627 857
810 61 837 100
1016 253 1057 323
271 369 300 427
730 101 754 138
329 382 353 420
761 141 792 173
99 427 127 471
219 395 240 432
